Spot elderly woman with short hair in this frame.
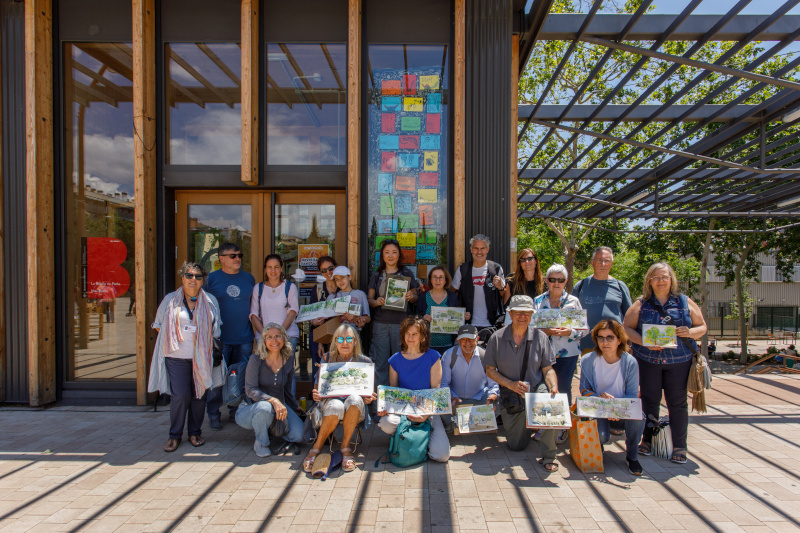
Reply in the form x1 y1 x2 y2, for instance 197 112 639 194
304 324 376 473
236 323 304 458
533 264 586 401
149 261 221 452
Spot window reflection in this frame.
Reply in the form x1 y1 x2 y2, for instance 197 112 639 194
166 43 241 165
267 43 347 165
188 204 253 274
274 204 336 276
64 43 136 381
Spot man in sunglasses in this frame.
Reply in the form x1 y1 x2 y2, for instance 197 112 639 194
204 242 256 429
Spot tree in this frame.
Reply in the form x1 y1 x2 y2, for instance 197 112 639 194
712 219 800 363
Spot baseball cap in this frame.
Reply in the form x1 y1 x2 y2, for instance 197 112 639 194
332 266 351 277
456 324 479 341
506 295 535 312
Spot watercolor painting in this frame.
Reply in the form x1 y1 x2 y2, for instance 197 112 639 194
318 362 375 398
381 152 396 172
399 135 420 149
525 393 571 429
378 386 452 416
421 135 440 149
398 214 419 230
395 175 416 191
377 219 398 234
378 173 393 193
403 97 423 112
381 96 401 112
395 194 414 213
402 75 417 95
643 324 678 348
426 114 441 133
401 117 422 132
577 397 643 420
419 205 435 226
419 75 440 91
418 189 437 203
398 153 420 168
424 151 439 171
381 80 401 95
381 113 396 133
419 172 439 187
456 404 497 434
380 196 394 216
427 93 441 113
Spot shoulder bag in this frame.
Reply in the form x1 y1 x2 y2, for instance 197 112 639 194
498 337 531 414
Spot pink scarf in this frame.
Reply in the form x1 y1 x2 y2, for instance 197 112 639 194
164 288 213 398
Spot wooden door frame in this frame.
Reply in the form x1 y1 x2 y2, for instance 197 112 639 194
175 189 347 283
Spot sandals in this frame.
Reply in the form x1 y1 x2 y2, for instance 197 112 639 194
303 449 321 473
341 447 357 472
671 449 687 464
638 442 652 456
538 458 559 472
189 435 205 447
164 438 181 452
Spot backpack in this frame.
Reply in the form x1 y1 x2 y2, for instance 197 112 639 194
222 360 248 406
375 415 430 468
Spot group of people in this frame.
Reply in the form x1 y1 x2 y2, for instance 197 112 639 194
147 234 707 475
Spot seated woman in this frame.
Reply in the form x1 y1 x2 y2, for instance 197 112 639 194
579 319 645 476
304 324 376 473
377 316 450 463
235 323 304 457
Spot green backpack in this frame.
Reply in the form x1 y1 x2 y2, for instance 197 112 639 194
376 416 431 468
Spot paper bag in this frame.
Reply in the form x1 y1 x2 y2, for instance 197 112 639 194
313 317 341 344
569 410 604 473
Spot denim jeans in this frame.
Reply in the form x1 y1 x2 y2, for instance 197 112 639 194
206 341 254 420
552 355 579 406
369 322 401 386
596 417 645 461
165 357 207 440
235 400 304 447
289 336 299 399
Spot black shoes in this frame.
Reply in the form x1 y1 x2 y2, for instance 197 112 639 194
627 458 643 476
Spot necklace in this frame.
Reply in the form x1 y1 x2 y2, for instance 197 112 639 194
267 280 280 293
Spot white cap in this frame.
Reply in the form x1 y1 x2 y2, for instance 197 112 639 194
332 266 351 277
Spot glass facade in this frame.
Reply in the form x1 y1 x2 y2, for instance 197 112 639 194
266 43 347 165
274 204 337 277
366 44 450 282
166 43 241 165
188 204 254 275
64 43 136 381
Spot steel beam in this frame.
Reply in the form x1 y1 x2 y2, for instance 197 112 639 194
517 104 764 122
537 14 800 41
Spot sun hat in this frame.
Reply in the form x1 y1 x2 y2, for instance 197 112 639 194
506 295 535 312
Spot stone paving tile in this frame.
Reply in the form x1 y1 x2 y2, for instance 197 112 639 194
2 375 800 532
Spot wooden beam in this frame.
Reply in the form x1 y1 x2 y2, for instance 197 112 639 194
133 0 157 405
510 34 519 269
0 11 4 403
347 0 361 285
25 0 55 406
241 0 258 186
454 0 466 266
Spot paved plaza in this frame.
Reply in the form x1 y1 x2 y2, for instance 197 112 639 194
0 374 798 533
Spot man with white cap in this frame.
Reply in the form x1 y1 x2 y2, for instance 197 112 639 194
442 325 499 408
484 295 560 472
327 266 370 330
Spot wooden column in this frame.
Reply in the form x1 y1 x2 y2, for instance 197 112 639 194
347 0 361 284
25 0 55 406
133 0 157 405
0 8 5 403
241 0 259 186
454 0 466 265
510 34 519 268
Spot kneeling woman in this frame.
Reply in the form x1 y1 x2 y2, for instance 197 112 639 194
236 323 304 457
304 324 376 473
579 319 645 476
377 317 450 462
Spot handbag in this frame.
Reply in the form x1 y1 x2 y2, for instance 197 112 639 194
648 414 673 460
375 415 431 468
499 337 530 414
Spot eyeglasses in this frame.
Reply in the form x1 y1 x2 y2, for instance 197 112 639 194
264 335 282 341
596 335 618 343
336 336 355 344
519 256 537 263
222 253 243 259
183 273 204 280
593 259 613 265
651 275 671 282
547 277 566 283
431 275 446 280
320 266 336 273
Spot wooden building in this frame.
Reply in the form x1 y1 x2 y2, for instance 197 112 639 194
0 0 527 405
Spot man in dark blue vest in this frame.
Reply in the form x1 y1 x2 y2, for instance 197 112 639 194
452 234 506 328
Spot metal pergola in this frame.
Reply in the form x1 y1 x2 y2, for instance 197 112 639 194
516 0 800 233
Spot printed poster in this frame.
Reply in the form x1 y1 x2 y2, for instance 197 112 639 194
298 244 330 274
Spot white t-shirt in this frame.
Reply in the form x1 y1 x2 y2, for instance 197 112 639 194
249 281 300 338
452 263 505 328
593 356 624 399
166 308 196 360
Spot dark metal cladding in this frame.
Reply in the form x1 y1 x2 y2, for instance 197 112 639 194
1 0 29 402
465 0 512 271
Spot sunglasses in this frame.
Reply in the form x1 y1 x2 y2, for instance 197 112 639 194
519 256 537 263
183 273 204 280
547 277 566 283
320 266 336 273
596 335 618 343
335 336 355 344
222 253 243 259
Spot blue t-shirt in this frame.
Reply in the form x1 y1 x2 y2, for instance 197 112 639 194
205 269 256 345
574 276 632 351
388 349 441 390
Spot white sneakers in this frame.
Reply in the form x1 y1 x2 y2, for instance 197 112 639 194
254 440 271 458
